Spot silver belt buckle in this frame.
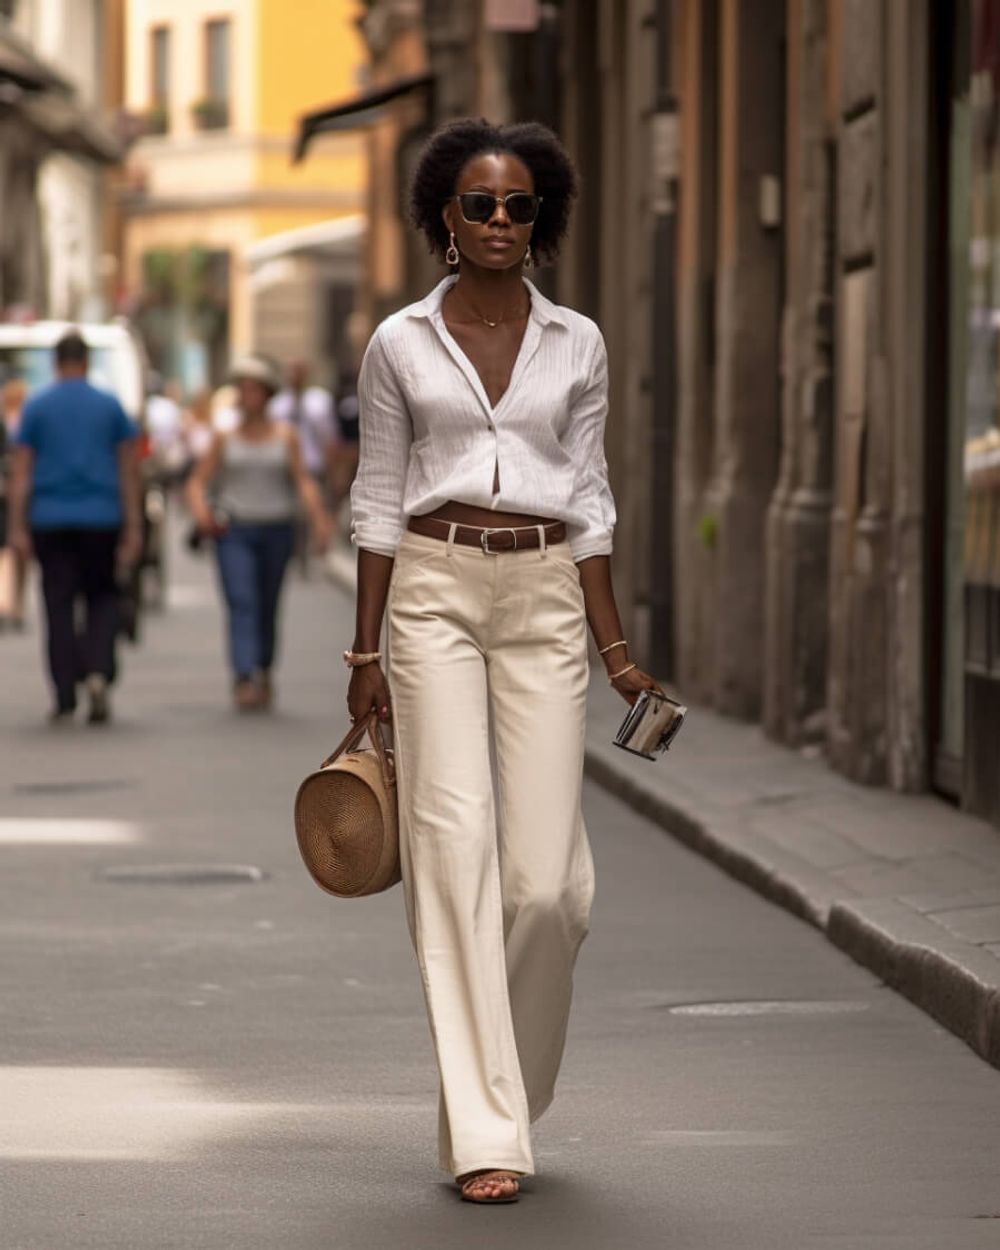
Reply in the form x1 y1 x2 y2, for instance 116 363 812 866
480 527 516 555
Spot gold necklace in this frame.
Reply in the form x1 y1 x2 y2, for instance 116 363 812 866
452 290 528 329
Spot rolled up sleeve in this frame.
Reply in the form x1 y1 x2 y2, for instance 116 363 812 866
350 328 412 557
565 329 616 562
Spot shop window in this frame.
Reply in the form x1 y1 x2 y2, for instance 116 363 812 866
145 26 170 135
192 18 231 130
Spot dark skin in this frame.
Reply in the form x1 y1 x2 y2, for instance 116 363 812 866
348 155 662 1199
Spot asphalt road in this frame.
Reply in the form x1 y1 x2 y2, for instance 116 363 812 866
3 526 1000 1249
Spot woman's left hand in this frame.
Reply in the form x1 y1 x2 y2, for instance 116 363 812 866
610 665 665 705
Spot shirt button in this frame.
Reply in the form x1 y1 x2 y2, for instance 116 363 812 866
487 421 495 431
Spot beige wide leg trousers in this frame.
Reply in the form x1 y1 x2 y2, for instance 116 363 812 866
387 529 595 1179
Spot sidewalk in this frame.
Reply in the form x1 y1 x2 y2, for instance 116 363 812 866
325 541 1000 1071
586 682 1000 1071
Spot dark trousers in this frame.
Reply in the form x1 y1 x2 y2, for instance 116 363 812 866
214 522 294 679
33 528 120 711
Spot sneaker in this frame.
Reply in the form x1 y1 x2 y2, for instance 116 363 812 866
48 705 75 726
86 674 110 725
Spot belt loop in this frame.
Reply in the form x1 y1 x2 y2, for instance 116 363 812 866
446 522 458 556
537 524 547 557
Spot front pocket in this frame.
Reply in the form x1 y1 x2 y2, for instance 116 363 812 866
389 544 450 594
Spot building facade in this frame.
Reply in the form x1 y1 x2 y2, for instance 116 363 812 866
560 0 1000 828
0 0 121 321
120 0 368 388
302 1 1000 829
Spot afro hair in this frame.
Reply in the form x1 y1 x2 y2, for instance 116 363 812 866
409 119 578 264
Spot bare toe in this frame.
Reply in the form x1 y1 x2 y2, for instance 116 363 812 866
458 1169 521 1204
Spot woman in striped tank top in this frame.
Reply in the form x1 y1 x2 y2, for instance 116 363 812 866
187 355 330 710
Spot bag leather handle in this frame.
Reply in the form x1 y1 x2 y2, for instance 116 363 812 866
321 712 395 786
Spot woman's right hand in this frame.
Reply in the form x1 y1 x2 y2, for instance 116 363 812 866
347 662 392 725
194 507 225 538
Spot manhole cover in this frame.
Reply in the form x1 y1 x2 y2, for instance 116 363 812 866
100 863 266 886
665 1000 870 1018
14 779 133 796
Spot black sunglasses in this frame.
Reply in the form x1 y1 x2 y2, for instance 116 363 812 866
453 192 543 226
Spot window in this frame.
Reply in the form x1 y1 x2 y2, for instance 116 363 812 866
151 27 170 104
206 18 230 105
146 26 170 133
193 18 230 130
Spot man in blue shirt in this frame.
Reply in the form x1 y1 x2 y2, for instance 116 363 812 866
7 331 141 723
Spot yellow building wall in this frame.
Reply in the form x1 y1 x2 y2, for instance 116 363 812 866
255 0 364 134
254 0 368 200
123 0 368 360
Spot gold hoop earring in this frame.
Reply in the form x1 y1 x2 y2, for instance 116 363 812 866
523 244 534 270
446 233 459 266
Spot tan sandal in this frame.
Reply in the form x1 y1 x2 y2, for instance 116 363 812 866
457 1169 521 1204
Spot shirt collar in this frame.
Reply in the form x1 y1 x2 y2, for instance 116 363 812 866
405 274 570 329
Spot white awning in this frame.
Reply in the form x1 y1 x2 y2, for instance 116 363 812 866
245 215 366 267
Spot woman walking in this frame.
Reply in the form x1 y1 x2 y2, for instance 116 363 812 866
188 356 329 710
347 120 662 1203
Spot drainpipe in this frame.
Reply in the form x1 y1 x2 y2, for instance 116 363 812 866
648 0 679 678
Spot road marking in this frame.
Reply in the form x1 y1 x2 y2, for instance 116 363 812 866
99 863 264 884
666 999 871 1017
645 1130 798 1147
0 819 142 845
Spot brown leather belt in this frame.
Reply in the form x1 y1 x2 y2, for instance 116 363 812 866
407 515 567 554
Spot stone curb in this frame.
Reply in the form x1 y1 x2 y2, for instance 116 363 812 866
584 740 1000 1072
828 898 1000 1069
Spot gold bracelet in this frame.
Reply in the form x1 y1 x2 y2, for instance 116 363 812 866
598 639 627 656
608 662 638 684
343 650 382 668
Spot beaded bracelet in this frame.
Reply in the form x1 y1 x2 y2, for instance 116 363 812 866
343 650 382 668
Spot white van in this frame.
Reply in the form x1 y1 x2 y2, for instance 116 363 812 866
0 319 145 418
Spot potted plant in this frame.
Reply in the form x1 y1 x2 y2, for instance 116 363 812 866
143 103 169 136
191 98 229 131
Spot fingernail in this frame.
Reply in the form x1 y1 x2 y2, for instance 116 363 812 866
380 705 388 714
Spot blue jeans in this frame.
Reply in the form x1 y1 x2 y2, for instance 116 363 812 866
214 522 295 680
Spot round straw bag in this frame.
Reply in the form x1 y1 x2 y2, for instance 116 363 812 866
294 712 400 898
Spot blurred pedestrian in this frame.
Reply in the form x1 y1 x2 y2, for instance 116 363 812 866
144 373 187 482
329 365 360 511
186 355 331 711
270 359 338 573
6 332 141 723
347 119 662 1203
183 387 216 465
270 359 338 486
0 378 29 629
210 383 240 434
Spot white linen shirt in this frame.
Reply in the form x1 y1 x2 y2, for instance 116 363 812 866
351 275 616 562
